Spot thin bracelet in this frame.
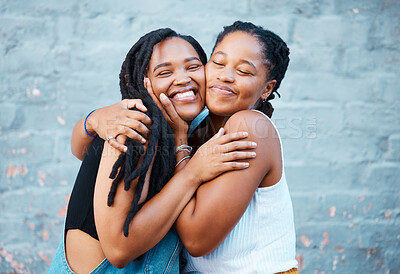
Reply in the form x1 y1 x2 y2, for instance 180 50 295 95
176 148 191 154
175 156 191 167
176 144 193 154
84 109 97 138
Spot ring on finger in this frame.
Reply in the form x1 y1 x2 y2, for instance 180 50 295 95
106 136 115 143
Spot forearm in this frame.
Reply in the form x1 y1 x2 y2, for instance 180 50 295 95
125 169 200 254
94 143 201 267
174 191 231 257
71 116 97 160
174 133 190 173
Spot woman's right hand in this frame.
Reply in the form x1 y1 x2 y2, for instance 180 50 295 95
184 128 257 185
144 78 189 137
86 99 152 152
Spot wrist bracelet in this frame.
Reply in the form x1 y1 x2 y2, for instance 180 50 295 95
176 148 191 154
84 109 97 138
176 144 193 154
175 156 191 168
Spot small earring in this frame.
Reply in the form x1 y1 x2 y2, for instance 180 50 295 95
262 97 267 103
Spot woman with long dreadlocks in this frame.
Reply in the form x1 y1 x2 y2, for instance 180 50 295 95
73 21 298 273
48 28 256 273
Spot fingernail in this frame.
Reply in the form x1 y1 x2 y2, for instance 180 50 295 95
124 147 128 152
242 132 248 137
160 93 167 101
244 163 250 167
251 142 257 147
251 152 256 157
141 138 146 144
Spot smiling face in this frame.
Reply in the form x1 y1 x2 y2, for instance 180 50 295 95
146 37 206 122
205 31 274 117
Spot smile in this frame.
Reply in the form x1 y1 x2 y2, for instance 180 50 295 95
210 85 235 96
169 87 199 102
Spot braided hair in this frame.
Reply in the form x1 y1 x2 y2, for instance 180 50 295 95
108 28 207 236
212 21 290 118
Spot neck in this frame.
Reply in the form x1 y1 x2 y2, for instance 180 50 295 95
209 112 230 134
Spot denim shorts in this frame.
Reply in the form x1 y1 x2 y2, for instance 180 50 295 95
48 228 182 274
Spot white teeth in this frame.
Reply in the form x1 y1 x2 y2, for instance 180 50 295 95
175 90 195 98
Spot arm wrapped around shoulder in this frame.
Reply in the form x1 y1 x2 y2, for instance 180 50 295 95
175 110 283 256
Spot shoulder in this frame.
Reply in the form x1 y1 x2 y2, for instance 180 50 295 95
224 110 279 143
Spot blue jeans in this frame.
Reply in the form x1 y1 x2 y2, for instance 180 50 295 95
48 228 182 274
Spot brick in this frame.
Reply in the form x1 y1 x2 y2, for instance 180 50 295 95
0 18 55 75
12 104 68 132
296 222 399 272
291 193 329 222
0 17 52 50
73 16 134 43
384 135 400 161
344 102 399 137
283 72 400 104
368 15 400 50
274 102 344 138
336 47 400 75
0 103 17 129
0 73 59 104
288 45 338 73
0 0 77 17
292 16 369 47
363 162 400 191
0 186 70 225
281 131 384 164
56 71 121 105
292 191 400 225
285 162 362 191
333 0 381 15
0 132 55 166
250 0 320 17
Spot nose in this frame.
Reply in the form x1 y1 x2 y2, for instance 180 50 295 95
173 70 191 85
217 68 234 83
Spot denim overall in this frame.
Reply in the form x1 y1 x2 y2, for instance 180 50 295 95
48 228 181 274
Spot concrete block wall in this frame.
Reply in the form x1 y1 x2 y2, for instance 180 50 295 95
1 0 399 272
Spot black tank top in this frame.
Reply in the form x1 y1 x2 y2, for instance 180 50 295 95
64 117 209 240
65 137 104 240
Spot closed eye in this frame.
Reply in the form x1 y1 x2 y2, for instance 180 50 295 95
238 70 252 75
158 71 172 76
213 61 224 66
188 64 201 70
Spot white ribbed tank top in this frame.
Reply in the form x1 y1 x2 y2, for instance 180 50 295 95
182 110 297 273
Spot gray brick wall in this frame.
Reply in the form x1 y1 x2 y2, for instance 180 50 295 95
1 0 399 272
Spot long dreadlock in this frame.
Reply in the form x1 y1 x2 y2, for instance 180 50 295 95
108 28 207 236
212 21 290 118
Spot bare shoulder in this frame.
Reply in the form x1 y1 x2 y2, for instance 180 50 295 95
224 110 279 143
225 111 283 188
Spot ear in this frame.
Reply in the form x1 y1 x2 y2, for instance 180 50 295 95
260 80 276 101
144 77 150 90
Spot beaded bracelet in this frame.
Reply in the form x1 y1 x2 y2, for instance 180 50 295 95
175 156 191 168
84 109 97 138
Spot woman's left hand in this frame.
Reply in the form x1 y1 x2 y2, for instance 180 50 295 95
144 78 189 137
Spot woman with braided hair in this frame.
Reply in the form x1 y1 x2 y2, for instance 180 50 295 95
48 28 256 273
67 21 298 273
176 21 298 273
